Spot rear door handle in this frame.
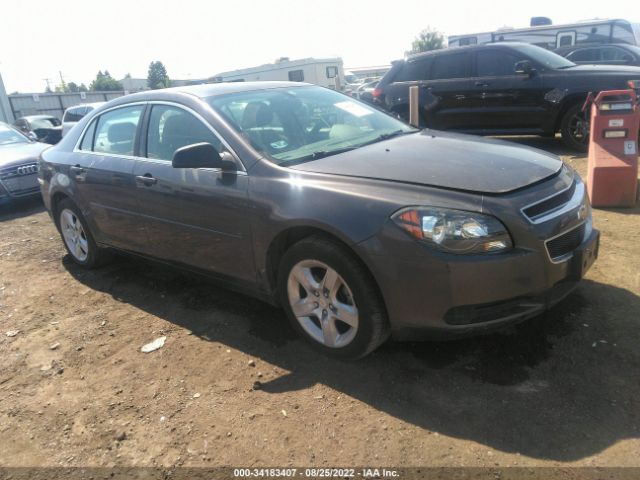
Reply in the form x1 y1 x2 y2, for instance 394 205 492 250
135 174 157 186
475 81 490 87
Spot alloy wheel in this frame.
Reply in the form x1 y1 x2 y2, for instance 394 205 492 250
568 111 590 146
60 208 89 262
287 260 359 348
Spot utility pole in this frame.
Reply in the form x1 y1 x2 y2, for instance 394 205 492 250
43 78 52 92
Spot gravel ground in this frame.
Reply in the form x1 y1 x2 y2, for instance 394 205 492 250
0 137 639 472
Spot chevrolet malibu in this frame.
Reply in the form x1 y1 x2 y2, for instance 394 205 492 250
39 82 599 358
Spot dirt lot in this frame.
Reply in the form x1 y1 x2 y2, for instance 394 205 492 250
0 137 639 472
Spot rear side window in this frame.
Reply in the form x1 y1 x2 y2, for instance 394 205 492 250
393 58 430 82
92 106 143 156
430 53 471 80
79 120 96 150
567 48 600 62
476 51 522 76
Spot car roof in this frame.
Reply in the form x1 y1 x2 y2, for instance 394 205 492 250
65 102 105 111
145 81 310 99
403 42 532 62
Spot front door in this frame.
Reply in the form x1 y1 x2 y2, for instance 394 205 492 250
132 103 255 282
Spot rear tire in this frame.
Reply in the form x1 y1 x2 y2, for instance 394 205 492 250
55 198 108 268
560 103 590 152
278 235 390 359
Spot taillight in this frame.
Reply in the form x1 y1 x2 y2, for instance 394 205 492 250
372 87 382 98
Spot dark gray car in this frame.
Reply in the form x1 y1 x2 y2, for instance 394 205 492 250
38 82 599 358
1 122 49 204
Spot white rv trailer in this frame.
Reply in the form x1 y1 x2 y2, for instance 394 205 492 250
210 57 346 90
448 18 640 50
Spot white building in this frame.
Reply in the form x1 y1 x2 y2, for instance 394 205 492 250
210 57 346 90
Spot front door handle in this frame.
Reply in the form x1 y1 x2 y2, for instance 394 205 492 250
70 165 85 174
475 81 490 87
135 174 157 186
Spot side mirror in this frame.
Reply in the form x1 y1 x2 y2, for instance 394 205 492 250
514 60 535 76
172 142 235 170
27 132 38 141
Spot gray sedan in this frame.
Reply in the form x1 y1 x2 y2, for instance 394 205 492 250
38 82 599 358
0 122 49 204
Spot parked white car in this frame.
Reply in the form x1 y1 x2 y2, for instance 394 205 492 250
61 102 105 137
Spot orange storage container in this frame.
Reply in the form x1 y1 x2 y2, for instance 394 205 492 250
587 89 639 207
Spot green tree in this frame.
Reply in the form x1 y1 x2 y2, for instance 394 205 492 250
67 82 79 92
89 70 123 91
147 61 170 89
406 27 445 55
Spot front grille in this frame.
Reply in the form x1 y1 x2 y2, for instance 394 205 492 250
0 163 40 195
523 181 575 221
546 223 585 261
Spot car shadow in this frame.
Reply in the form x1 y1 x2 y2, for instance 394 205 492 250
0 197 45 222
63 255 640 462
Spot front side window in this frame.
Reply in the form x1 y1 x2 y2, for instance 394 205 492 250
146 105 224 161
92 105 143 156
288 70 304 82
207 86 416 166
430 53 471 80
476 51 522 76
601 47 633 61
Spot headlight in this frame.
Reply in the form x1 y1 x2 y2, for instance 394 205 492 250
392 207 513 254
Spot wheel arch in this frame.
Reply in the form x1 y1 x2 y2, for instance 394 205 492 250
554 95 588 132
264 225 385 309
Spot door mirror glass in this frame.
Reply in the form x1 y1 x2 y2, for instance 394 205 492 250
172 142 225 169
514 60 534 75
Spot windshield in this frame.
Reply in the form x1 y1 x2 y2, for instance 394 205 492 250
0 124 30 146
30 117 60 129
512 43 576 69
208 86 417 166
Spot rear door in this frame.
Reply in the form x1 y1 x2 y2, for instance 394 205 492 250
420 51 474 130
467 48 545 132
132 103 254 281
71 104 149 251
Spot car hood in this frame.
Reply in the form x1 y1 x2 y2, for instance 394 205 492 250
290 130 563 194
560 64 640 75
0 142 49 169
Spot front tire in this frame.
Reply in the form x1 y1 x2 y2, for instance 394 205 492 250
560 103 590 152
278 235 390 359
56 199 107 268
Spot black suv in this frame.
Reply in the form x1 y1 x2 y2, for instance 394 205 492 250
374 42 640 150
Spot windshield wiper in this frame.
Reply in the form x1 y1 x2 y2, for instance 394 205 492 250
279 146 358 166
358 129 417 147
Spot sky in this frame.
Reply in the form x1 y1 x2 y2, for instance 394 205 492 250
1 0 639 93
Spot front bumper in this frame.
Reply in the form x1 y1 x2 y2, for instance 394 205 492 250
357 226 599 340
